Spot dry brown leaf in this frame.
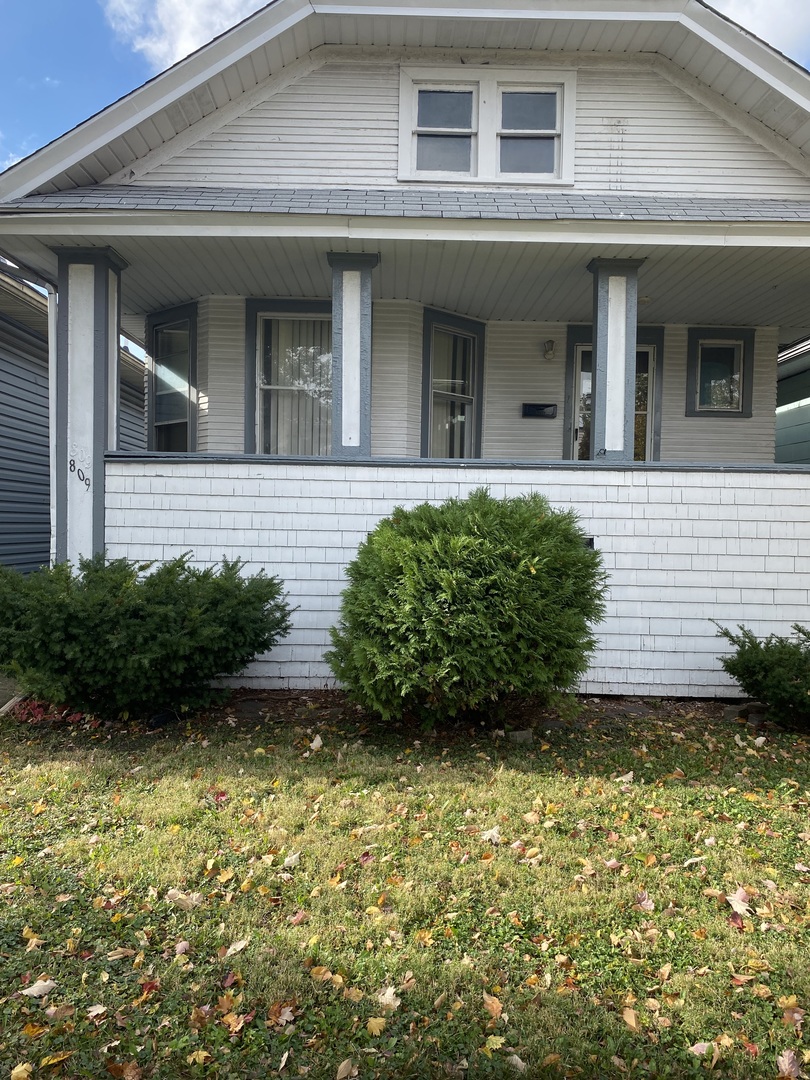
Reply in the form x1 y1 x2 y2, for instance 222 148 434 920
335 1059 356 1080
622 1007 641 1033
11 1065 33 1080
367 1016 386 1036
483 990 503 1019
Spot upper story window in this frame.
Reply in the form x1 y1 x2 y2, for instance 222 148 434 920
399 66 576 184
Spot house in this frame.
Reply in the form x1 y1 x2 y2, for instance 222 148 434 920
777 338 810 464
0 269 146 573
0 0 809 696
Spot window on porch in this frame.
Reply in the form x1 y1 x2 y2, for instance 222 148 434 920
258 316 332 456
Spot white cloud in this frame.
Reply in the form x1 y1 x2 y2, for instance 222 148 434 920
710 0 810 65
103 0 264 71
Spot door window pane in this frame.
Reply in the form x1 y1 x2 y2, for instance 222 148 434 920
431 396 471 458
432 329 473 396
501 91 556 130
260 318 332 456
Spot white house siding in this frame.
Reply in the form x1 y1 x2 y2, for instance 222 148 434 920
482 323 567 459
197 296 246 452
659 326 777 462
370 300 422 456
141 55 810 197
105 460 810 697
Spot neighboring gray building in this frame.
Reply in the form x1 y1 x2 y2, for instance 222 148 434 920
777 339 810 464
0 271 145 572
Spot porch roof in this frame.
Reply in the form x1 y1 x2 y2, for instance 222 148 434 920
7 185 810 223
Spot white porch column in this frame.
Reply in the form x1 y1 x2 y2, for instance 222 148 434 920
326 253 379 457
587 257 645 463
54 248 126 564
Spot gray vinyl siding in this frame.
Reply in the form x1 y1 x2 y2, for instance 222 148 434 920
120 378 146 451
659 326 777 463
776 368 810 463
370 300 422 456
198 296 246 452
0 317 50 572
141 56 810 197
482 323 567 459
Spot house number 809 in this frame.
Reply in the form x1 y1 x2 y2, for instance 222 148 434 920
69 459 91 490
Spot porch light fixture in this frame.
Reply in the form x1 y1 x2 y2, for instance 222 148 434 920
543 339 556 360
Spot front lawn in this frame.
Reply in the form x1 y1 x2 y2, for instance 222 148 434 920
1 694 809 1079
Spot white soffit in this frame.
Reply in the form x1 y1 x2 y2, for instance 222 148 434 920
3 0 810 199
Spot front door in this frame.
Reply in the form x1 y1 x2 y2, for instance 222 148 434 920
422 309 485 458
572 343 657 461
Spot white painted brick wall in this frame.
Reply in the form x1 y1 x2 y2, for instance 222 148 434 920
105 461 810 698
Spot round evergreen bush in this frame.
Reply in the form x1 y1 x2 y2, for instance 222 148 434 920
0 553 292 722
326 488 607 724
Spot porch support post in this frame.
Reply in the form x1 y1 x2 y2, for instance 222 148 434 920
326 253 379 458
54 247 127 564
586 257 645 462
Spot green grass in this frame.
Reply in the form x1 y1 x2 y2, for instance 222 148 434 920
1 694 809 1079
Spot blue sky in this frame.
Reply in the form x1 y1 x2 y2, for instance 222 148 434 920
3 0 810 173
0 2 152 169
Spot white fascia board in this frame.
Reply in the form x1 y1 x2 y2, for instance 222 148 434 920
5 211 810 248
0 0 315 203
312 0 688 18
681 1 810 113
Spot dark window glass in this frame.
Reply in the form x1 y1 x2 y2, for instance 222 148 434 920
499 136 555 173
417 90 473 129
501 91 556 130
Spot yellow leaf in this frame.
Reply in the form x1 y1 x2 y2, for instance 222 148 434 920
367 1016 386 1036
186 1050 212 1065
31 802 47 816
10 855 24 867
11 1066 33 1080
343 987 364 1003
40 1051 75 1066
414 929 434 947
310 966 332 982
485 1035 505 1050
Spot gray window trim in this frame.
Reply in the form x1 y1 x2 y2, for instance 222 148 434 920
686 327 754 418
421 307 486 458
244 299 331 454
564 325 664 461
146 302 198 452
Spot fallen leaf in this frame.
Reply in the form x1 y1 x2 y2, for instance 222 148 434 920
622 1007 641 1033
186 1050 212 1066
776 1048 802 1078
688 1042 712 1057
223 939 249 958
11 1065 33 1080
483 990 503 1019
166 888 203 911
310 734 323 751
506 1055 527 1073
107 948 136 961
367 1016 386 1035
283 852 301 868
377 985 401 1011
21 979 56 998
335 1059 356 1080
39 1052 75 1067
727 887 752 916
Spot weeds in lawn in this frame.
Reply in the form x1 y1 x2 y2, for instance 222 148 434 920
0 695 809 1078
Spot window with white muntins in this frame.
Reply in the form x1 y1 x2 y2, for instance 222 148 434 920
399 67 576 184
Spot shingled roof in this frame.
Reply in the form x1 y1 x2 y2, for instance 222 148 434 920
7 185 810 222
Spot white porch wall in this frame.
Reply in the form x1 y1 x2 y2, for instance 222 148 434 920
105 460 810 697
370 300 422 456
660 326 777 462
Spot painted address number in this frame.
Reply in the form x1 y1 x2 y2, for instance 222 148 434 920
69 459 91 490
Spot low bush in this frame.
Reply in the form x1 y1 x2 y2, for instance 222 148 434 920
0 553 292 722
326 488 607 725
716 622 810 727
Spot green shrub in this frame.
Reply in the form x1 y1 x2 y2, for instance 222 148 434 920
326 488 607 725
716 622 810 727
0 553 292 721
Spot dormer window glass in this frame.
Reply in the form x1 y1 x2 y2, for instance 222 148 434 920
400 66 575 185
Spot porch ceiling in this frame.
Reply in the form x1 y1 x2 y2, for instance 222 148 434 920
6 231 810 338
